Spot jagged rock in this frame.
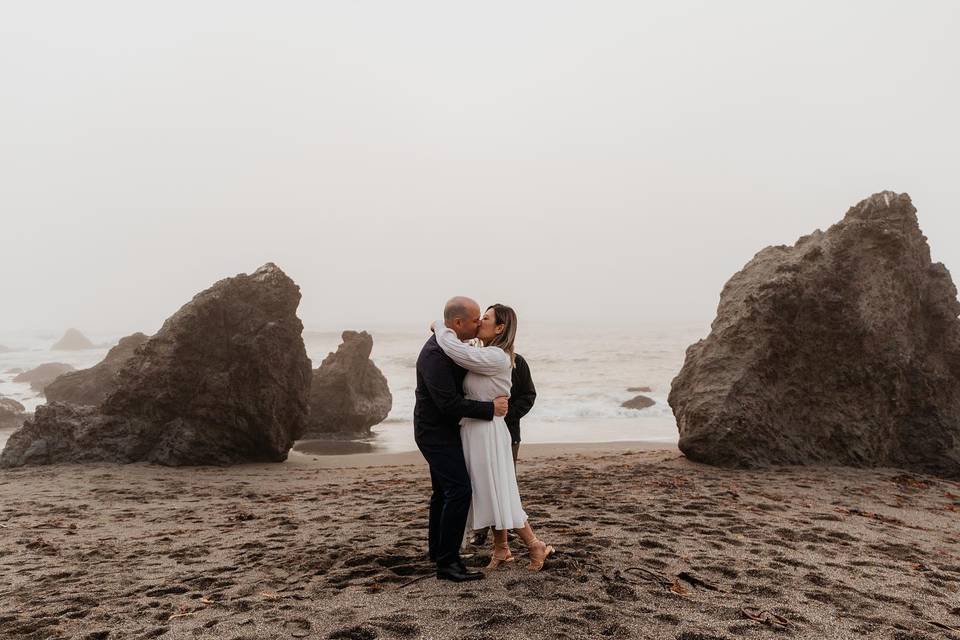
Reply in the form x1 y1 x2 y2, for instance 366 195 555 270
51 329 96 350
0 397 27 430
621 395 655 410
302 331 392 437
1 263 311 468
0 404 151 465
45 333 150 405
669 192 960 478
627 386 652 393
13 363 76 392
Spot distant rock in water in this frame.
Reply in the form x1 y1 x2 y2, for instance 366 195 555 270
0 397 27 430
13 363 76 392
303 331 392 437
669 192 960 478
621 395 655 410
51 328 96 351
627 386 652 393
44 333 150 406
0 345 11 353
1 263 312 468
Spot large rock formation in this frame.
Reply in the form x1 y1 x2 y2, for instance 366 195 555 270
44 333 149 405
51 329 95 350
1 263 312 467
13 363 76 392
302 331 392 437
669 192 960 477
0 397 27 430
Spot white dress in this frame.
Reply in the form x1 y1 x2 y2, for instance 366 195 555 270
434 321 529 531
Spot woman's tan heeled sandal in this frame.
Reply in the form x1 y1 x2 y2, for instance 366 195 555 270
487 542 515 569
527 540 555 572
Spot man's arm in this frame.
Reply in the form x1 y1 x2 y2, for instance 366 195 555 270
421 350 496 421
506 355 536 424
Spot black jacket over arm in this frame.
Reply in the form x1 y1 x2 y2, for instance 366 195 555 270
505 353 536 443
414 335 495 447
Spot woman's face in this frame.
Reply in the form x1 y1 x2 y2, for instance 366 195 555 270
477 308 503 344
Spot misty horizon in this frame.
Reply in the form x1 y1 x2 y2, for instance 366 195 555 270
2 2 958 336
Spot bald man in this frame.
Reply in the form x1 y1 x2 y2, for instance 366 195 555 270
414 296 509 582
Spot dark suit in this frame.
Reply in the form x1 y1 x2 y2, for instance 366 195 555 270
414 335 494 567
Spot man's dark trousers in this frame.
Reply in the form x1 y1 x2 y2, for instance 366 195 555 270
419 443 471 566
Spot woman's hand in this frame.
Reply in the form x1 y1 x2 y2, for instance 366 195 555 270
429 321 436 334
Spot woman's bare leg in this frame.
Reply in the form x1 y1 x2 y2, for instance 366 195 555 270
487 529 514 569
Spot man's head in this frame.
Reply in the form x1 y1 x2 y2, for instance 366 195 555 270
443 296 482 341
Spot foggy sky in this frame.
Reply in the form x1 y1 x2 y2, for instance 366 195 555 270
2 1 958 335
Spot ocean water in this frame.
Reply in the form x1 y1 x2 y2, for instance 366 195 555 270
0 323 708 454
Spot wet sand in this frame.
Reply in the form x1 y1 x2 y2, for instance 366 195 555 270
1 443 959 639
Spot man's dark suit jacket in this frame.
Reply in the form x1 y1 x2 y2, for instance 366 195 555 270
505 353 536 444
414 334 494 447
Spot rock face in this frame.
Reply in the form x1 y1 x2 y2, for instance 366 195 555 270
621 395 655 410
303 331 392 437
44 333 149 405
0 397 27 430
669 192 960 477
1 263 312 467
51 329 95 350
13 363 76 392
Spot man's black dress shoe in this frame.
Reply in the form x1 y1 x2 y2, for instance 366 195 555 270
436 563 484 582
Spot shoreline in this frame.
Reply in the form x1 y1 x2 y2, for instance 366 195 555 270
289 439 677 467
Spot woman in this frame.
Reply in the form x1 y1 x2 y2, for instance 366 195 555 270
433 304 554 571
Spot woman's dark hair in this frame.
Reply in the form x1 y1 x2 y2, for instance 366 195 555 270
486 303 517 366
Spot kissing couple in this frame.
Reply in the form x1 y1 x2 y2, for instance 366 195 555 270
414 296 554 582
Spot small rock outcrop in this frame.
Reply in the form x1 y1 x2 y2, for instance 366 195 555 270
13 363 76 392
44 333 149 405
51 329 95 350
302 331 392 437
621 395 655 410
627 386 652 393
1 263 312 467
0 397 27 430
669 192 960 477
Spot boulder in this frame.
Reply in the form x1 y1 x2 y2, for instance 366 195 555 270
302 331 392 437
44 333 150 405
621 395 655 410
51 328 96 350
0 397 27 430
1 263 312 468
0 403 152 465
669 192 960 477
13 363 76 392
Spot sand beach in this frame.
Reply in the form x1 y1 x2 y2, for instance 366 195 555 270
2 443 958 640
